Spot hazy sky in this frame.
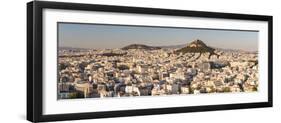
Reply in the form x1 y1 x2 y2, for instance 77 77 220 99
58 23 258 51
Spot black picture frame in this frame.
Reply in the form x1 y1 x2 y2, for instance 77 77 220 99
27 1 273 122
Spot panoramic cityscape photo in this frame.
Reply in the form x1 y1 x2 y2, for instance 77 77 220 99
57 23 259 99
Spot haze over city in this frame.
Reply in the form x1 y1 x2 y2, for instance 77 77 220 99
58 23 258 51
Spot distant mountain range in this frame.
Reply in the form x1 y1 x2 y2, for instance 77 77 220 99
121 40 255 53
158 44 186 49
60 39 256 53
59 47 91 50
121 44 161 50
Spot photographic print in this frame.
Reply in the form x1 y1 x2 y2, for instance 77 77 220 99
57 23 259 99
27 1 272 122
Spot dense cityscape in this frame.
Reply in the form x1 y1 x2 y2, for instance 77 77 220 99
58 39 259 99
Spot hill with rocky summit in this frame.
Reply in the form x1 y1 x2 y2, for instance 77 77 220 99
176 39 215 53
176 39 219 59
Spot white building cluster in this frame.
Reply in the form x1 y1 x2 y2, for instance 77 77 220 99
58 48 259 99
